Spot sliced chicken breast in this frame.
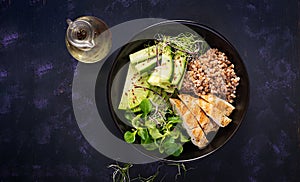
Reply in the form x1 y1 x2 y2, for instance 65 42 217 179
179 94 232 127
199 93 235 116
178 94 219 135
190 127 209 149
169 98 209 149
169 98 198 130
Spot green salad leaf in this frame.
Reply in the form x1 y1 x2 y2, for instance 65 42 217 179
145 119 157 129
164 142 181 156
180 133 190 143
137 128 149 141
149 127 163 139
124 130 137 143
142 141 158 151
170 129 180 139
139 99 152 115
172 145 184 157
167 116 182 124
131 114 142 129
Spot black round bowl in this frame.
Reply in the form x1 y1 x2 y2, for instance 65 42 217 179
96 20 249 162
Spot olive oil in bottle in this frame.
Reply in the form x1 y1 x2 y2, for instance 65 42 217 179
65 16 112 63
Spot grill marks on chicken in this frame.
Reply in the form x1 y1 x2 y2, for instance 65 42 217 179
199 93 235 117
178 94 219 134
169 98 209 149
170 94 235 148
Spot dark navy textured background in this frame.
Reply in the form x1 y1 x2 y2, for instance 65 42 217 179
0 0 299 181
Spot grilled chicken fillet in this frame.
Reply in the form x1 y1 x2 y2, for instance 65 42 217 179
178 94 219 135
179 94 232 127
169 98 208 149
199 93 235 116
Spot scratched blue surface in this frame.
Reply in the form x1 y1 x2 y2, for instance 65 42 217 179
0 0 299 181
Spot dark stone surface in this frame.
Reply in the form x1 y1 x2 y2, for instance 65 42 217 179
0 0 299 181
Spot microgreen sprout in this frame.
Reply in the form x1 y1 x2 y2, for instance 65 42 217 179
108 163 133 182
154 32 209 55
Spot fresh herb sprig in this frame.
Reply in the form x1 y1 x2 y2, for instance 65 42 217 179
108 162 192 182
108 163 133 182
